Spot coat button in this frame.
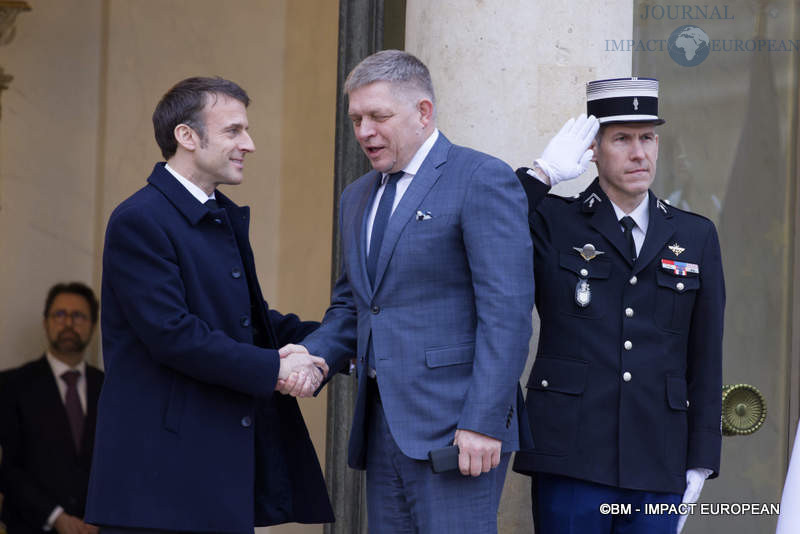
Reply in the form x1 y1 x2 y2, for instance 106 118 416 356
623 371 632 382
629 276 638 285
676 282 685 291
371 305 380 314
580 268 589 277
541 379 549 388
240 316 251 327
231 268 242 279
625 307 634 317
686 400 690 408
214 218 223 225
241 416 252 427
624 340 632 350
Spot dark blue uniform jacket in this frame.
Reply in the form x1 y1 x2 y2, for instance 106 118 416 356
513 174 724 495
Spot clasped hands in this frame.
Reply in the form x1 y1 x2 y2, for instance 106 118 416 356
275 344 328 397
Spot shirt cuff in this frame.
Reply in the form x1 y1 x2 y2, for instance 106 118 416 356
44 505 64 531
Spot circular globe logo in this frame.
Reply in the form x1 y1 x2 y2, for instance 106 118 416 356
668 25 710 67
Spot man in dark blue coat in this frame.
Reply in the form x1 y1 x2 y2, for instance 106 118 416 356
84 77 332 533
513 78 725 534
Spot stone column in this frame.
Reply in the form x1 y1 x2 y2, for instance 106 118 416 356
404 2 633 530
0 1 31 120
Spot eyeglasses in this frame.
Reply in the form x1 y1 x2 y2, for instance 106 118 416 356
48 310 90 325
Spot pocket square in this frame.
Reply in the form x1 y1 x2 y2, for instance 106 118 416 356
415 210 433 221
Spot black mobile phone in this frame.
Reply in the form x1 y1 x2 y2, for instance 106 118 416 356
428 445 459 473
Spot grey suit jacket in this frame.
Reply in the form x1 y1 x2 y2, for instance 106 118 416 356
303 133 534 468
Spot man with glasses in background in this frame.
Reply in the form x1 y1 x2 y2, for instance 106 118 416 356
0 282 103 534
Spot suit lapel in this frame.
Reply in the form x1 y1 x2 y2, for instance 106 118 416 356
372 135 450 290
350 171 380 297
633 192 675 276
35 356 81 456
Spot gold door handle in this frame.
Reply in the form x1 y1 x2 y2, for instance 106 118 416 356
721 384 767 436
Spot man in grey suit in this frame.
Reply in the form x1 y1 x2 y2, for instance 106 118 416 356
280 50 534 533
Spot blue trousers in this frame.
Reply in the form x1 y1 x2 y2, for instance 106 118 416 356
533 472 681 534
366 384 510 534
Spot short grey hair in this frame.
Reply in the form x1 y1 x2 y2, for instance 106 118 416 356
344 49 436 105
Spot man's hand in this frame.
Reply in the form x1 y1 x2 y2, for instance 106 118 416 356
275 344 328 397
53 513 98 534
677 467 712 533
453 429 502 477
535 113 599 186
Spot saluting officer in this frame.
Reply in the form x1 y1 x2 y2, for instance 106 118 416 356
513 77 725 534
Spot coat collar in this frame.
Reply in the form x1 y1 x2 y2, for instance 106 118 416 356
147 163 243 226
634 190 675 275
580 178 674 271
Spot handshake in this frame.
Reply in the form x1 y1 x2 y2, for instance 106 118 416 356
275 344 329 398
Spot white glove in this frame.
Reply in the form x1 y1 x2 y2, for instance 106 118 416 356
677 467 713 533
535 113 599 186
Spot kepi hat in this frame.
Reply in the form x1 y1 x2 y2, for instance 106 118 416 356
586 77 665 125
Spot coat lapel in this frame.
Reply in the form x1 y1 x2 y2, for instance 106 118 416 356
633 192 675 275
371 135 450 290
584 181 634 267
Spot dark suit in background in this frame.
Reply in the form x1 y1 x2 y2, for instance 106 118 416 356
0 356 103 534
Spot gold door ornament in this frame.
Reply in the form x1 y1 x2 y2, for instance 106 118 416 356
721 384 767 436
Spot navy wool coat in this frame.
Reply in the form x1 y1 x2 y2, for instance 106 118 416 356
84 163 332 533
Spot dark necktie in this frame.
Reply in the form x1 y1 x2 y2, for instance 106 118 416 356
367 172 404 285
205 198 219 210
620 216 637 263
60 370 85 452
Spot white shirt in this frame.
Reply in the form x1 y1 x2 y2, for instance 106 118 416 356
165 163 216 203
610 195 649 256
366 129 439 254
